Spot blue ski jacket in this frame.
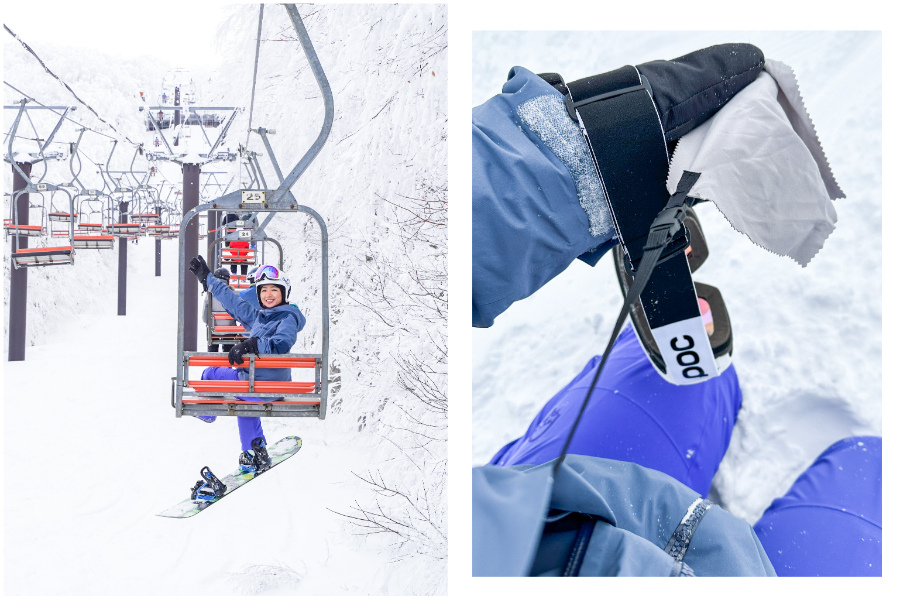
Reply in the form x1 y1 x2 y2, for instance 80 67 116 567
206 274 306 382
472 67 617 328
473 455 776 577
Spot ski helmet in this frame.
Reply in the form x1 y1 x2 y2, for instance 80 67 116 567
213 267 231 283
253 264 290 305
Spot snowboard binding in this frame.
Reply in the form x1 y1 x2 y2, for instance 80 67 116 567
190 466 227 504
238 437 273 474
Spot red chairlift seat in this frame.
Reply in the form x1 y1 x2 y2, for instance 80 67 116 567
78 222 104 232
148 225 169 236
73 235 115 250
175 353 322 417
51 225 72 238
229 274 251 289
220 247 256 265
48 212 76 223
110 223 142 236
4 222 46 237
132 214 160 224
11 245 75 267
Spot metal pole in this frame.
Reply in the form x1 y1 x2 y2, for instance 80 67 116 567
174 87 181 128
183 162 201 351
117 201 128 315
155 203 162 277
8 162 32 361
207 209 219 267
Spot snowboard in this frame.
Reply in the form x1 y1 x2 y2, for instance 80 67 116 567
158 435 302 518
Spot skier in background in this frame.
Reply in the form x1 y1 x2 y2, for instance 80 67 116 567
221 212 253 277
188 256 306 474
472 43 881 577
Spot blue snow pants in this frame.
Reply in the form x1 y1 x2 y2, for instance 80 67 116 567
753 436 882 576
201 366 267 451
490 325 882 576
489 325 742 498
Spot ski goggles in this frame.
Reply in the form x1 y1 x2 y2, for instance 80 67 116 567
251 265 280 284
546 67 732 385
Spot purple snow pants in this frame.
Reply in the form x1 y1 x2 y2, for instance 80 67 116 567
753 436 881 576
201 366 267 451
489 325 882 576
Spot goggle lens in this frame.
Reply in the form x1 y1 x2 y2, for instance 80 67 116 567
254 265 279 283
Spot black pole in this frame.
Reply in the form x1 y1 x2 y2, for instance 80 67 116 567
117 201 128 315
155 204 162 277
174 87 181 127
8 162 32 361
183 162 200 351
173 87 181 146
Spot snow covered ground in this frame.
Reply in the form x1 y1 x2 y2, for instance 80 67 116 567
4 4 446 594
472 31 882 525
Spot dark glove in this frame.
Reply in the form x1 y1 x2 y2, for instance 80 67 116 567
539 43 765 143
189 255 211 292
228 336 259 366
636 43 765 141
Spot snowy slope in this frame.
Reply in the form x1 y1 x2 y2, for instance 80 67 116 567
471 31 881 525
4 4 446 594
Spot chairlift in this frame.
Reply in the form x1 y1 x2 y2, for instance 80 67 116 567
77 196 104 230
132 191 161 224
4 103 76 268
4 198 47 238
73 196 113 250
48 190 77 224
8 187 76 268
173 6 332 420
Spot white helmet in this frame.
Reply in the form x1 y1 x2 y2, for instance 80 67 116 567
253 264 291 305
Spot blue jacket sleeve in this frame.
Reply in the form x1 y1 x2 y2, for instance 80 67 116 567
472 67 616 328
206 275 258 327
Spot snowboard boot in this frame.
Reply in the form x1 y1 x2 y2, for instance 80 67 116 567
190 466 227 503
238 437 272 473
192 415 217 424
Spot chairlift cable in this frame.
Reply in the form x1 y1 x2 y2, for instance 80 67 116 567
245 4 265 150
3 80 123 145
3 26 140 147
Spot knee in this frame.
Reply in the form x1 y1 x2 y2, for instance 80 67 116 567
201 366 237 381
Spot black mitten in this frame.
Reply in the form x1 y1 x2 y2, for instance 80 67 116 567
188 255 211 292
539 43 765 143
228 336 259 366
636 43 765 141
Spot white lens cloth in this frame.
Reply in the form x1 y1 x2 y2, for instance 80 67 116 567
666 60 843 267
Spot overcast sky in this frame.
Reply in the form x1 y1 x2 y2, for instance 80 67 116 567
3 1 227 69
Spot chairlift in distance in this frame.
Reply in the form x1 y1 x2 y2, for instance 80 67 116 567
4 102 76 267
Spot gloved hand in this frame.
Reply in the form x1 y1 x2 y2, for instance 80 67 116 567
228 336 259 366
538 43 765 143
189 255 211 292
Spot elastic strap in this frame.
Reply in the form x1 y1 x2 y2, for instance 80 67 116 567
552 171 700 476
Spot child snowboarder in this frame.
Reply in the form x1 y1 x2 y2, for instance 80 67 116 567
188 256 306 475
